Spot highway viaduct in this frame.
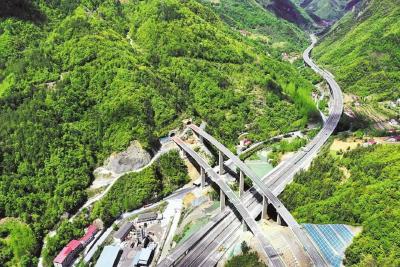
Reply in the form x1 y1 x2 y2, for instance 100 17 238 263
171 136 286 267
158 35 343 267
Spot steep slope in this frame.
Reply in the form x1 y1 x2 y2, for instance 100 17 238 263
200 0 309 53
281 143 400 266
292 0 359 22
0 0 317 264
257 0 313 28
314 0 399 101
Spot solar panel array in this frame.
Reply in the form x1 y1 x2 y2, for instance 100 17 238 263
303 224 355 267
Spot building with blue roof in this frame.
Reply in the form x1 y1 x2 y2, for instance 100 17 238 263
95 245 121 267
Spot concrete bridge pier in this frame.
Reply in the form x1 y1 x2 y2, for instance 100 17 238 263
179 149 187 160
200 167 206 188
242 219 248 231
220 189 226 211
277 214 282 225
262 196 269 220
239 170 244 197
219 151 225 175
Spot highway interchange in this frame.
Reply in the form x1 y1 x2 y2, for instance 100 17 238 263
159 35 344 267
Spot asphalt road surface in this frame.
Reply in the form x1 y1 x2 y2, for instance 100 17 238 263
158 35 343 267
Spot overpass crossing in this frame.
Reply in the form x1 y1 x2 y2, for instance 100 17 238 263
158 35 343 267
188 124 327 267
170 136 286 267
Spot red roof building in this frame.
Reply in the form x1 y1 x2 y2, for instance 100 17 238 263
54 240 83 267
79 224 98 246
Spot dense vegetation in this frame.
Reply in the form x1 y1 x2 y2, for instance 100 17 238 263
91 150 189 226
291 0 351 21
281 143 400 266
42 150 189 266
257 0 313 29
268 137 307 166
42 213 89 267
0 218 38 267
0 0 317 258
225 241 263 267
201 0 308 54
314 0 400 101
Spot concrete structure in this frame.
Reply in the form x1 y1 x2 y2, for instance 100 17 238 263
133 243 157 266
158 34 343 267
114 222 134 243
53 240 83 267
187 123 327 265
138 212 158 223
170 136 285 266
95 245 121 267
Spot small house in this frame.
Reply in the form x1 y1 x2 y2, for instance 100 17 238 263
79 225 98 246
53 240 83 267
114 222 134 243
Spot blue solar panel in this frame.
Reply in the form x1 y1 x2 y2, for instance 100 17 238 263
303 224 355 267
303 224 341 267
318 225 346 253
331 224 353 243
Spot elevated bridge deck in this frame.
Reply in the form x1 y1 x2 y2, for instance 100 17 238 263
170 136 285 267
159 35 343 267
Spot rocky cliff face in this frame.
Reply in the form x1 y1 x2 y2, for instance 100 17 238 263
102 140 151 174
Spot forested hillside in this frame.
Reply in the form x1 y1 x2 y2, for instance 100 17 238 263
201 0 309 54
42 150 189 266
281 143 400 266
0 0 317 264
257 0 313 28
291 0 356 22
314 0 400 101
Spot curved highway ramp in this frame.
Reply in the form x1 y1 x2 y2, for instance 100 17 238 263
158 35 343 267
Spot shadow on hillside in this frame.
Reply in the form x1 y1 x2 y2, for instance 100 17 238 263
0 0 46 23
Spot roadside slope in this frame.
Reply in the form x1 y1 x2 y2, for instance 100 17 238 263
314 0 400 101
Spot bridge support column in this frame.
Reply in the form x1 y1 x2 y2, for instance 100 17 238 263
220 189 226 211
219 151 225 175
242 219 248 231
262 196 269 220
179 149 187 160
239 170 244 197
277 214 282 225
200 167 206 188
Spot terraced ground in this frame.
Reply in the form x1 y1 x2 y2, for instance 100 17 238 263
349 102 399 131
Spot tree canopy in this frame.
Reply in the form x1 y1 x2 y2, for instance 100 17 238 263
281 144 400 266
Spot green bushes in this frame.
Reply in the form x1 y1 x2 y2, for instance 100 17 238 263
42 213 90 267
0 1 316 264
281 144 400 266
269 137 307 166
314 0 400 101
0 218 38 267
43 150 189 265
91 150 189 227
225 241 263 267
202 0 308 54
